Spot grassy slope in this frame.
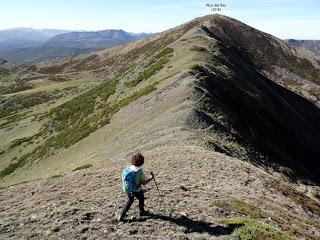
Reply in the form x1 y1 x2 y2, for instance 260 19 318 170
0 26 203 186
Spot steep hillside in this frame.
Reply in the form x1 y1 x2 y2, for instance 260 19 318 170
1 145 319 239
0 14 320 239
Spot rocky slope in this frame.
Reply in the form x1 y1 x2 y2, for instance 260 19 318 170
1 145 319 239
0 14 320 239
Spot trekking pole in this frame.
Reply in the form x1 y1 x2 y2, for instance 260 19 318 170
150 172 164 213
111 189 122 218
151 172 160 195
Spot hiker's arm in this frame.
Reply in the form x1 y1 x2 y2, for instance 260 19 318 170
141 175 154 185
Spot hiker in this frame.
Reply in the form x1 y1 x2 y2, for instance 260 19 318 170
118 152 154 221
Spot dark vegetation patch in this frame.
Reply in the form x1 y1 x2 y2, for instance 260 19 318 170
0 112 29 128
6 78 159 177
9 136 34 149
40 79 157 152
191 35 208 41
49 174 62 179
0 83 33 95
40 78 118 149
48 79 118 129
155 47 174 59
48 75 67 82
125 47 174 87
190 46 207 52
215 199 264 219
0 162 21 178
38 65 66 74
72 164 93 172
0 91 61 119
71 54 99 71
221 218 295 240
266 180 320 216
0 153 31 179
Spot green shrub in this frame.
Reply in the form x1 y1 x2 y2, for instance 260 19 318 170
0 153 31 178
72 164 93 172
10 73 161 170
190 46 207 52
155 47 174 59
0 83 33 95
221 217 295 240
125 47 174 87
49 174 62 179
0 162 20 178
216 199 264 219
0 112 29 128
9 136 34 149
48 75 66 82
0 92 58 119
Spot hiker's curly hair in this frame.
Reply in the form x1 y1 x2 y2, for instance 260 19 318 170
131 152 144 166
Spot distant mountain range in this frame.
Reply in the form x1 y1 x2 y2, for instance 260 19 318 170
0 28 152 62
286 39 320 55
0 28 71 48
44 29 148 49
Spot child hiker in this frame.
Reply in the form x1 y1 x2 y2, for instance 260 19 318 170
118 152 154 221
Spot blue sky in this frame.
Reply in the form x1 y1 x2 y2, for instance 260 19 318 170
0 0 319 39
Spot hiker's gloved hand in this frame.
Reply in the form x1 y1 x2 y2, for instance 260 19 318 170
150 171 155 180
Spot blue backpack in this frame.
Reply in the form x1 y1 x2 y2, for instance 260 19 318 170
122 166 138 192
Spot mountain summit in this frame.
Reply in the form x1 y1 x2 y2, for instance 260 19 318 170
0 15 320 239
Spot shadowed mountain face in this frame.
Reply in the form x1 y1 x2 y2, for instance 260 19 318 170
286 39 320 56
193 17 320 181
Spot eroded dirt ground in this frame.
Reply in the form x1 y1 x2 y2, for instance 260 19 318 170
1 144 319 239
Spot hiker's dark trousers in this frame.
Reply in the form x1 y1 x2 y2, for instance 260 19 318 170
121 190 144 217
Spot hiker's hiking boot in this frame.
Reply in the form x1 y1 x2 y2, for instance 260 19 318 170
139 210 152 217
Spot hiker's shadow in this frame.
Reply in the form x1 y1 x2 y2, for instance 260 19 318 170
139 213 238 236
